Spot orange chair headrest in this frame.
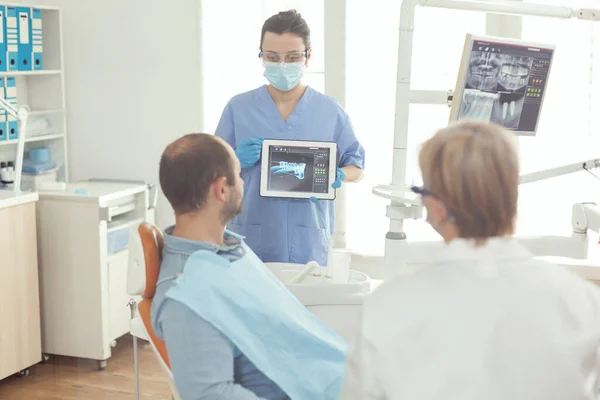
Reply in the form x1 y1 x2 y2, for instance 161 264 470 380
138 222 164 299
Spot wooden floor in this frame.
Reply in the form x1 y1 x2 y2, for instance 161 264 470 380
0 335 171 399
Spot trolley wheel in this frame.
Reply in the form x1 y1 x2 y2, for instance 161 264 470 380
41 354 51 363
17 368 30 377
97 360 107 371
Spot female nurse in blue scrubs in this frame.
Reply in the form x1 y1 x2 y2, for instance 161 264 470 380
216 9 365 267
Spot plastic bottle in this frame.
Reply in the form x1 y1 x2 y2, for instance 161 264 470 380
0 162 7 184
5 161 14 183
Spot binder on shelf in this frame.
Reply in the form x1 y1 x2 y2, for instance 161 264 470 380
5 76 17 140
0 77 6 142
31 8 42 70
0 7 7 72
16 7 31 71
6 6 17 71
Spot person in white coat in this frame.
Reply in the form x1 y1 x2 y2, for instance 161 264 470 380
340 121 600 400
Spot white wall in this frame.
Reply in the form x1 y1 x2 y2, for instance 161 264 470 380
13 0 203 229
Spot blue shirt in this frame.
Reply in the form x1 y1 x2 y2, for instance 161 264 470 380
151 226 289 400
216 85 365 266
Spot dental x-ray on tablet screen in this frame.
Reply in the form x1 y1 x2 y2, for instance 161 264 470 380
449 33 555 136
260 139 337 200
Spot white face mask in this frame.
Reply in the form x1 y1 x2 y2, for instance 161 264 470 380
263 61 305 91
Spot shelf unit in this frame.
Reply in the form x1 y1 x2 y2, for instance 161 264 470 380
0 5 69 184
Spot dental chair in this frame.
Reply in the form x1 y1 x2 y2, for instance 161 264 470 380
127 222 182 400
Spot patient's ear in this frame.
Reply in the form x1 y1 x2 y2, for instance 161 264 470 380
212 177 227 202
424 196 448 226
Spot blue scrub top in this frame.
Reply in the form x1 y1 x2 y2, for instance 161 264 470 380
215 85 365 266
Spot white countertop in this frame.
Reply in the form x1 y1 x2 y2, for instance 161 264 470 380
37 181 148 205
0 190 39 209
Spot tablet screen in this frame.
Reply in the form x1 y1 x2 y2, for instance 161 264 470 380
267 144 331 194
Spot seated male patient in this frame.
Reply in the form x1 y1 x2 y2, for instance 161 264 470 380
150 133 346 400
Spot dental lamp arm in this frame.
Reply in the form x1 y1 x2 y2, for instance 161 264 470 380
519 159 600 184
419 0 600 21
0 95 29 193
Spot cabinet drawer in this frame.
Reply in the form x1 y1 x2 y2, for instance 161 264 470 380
107 250 132 341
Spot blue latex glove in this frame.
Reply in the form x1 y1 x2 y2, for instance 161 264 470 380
331 167 345 189
236 137 265 169
310 168 345 203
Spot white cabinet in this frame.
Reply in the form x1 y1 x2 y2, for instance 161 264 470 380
107 250 132 341
0 197 42 380
36 180 154 369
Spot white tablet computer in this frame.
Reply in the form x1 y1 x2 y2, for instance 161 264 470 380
260 139 338 200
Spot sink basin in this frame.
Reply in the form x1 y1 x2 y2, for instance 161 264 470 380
265 262 372 306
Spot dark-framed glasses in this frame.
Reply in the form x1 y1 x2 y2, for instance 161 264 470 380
411 185 456 221
411 185 437 198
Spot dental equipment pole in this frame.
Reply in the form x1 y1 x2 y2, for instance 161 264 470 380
127 299 140 400
0 95 29 193
376 0 600 279
325 0 348 249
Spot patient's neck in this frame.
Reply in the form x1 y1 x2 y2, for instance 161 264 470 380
172 210 225 246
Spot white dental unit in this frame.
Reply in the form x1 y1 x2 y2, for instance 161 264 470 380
374 0 600 280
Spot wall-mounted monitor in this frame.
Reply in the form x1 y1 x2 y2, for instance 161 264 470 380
449 33 555 136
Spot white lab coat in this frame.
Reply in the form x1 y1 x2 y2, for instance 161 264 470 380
340 237 600 400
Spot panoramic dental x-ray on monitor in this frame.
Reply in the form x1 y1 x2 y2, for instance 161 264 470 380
449 33 555 136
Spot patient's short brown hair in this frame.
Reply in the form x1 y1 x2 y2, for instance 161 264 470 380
159 134 235 215
419 121 519 239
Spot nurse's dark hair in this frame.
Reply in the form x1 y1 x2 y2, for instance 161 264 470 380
260 9 311 50
159 133 236 215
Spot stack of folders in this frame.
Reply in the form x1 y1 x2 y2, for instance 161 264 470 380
0 76 19 142
0 6 43 142
0 6 44 72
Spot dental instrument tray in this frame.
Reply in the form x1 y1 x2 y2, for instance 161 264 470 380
260 139 337 200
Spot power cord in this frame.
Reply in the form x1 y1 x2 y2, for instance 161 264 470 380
583 162 600 180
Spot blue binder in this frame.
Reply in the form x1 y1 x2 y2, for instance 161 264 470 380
6 7 17 71
0 7 7 72
16 7 31 70
5 76 17 140
0 77 6 141
31 8 42 70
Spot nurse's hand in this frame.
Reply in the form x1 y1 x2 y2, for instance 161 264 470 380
332 167 346 189
310 169 346 203
235 137 265 169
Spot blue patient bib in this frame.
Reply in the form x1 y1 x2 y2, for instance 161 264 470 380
164 245 347 400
